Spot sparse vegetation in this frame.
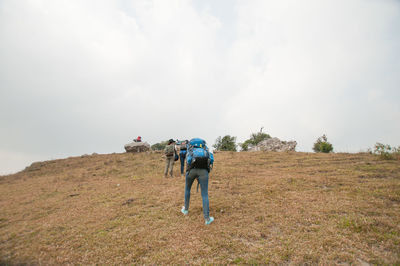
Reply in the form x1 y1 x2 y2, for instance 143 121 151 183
240 128 271 151
151 140 168 151
373 142 400 160
213 135 237 151
0 151 399 264
313 134 333 153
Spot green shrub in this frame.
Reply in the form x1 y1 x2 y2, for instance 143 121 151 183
313 134 333 153
151 140 168 151
373 143 400 160
213 135 237 151
240 141 250 152
239 129 271 151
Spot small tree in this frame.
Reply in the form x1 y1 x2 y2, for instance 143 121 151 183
313 134 333 153
151 140 168 151
213 135 237 151
239 128 271 151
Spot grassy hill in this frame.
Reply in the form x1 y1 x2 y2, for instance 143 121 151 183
0 151 399 265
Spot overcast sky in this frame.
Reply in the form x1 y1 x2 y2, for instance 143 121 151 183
1 0 400 175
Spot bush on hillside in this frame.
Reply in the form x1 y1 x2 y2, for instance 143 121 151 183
213 135 237 151
313 134 333 153
373 143 400 160
240 129 271 151
151 140 169 151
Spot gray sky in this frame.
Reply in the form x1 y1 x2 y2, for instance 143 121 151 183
1 0 400 175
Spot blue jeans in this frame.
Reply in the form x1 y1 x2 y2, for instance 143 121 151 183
179 152 186 174
184 168 210 220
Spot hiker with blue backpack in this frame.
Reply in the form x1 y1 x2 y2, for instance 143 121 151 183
179 140 188 177
181 138 215 225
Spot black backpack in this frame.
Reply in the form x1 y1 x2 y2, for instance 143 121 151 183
180 142 187 151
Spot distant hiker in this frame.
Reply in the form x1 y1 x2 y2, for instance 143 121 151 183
133 136 142 142
179 140 188 177
164 139 177 178
181 138 215 225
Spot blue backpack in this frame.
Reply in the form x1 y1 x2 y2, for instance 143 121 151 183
186 138 213 171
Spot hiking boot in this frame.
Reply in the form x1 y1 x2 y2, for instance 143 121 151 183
181 206 188 215
205 217 214 225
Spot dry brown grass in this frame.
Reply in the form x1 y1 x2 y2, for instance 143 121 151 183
0 151 399 265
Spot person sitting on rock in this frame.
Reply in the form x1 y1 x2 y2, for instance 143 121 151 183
134 136 142 142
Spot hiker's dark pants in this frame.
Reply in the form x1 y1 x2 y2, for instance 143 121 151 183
184 168 210 220
179 151 186 174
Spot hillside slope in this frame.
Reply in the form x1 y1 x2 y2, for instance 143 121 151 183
1 151 399 264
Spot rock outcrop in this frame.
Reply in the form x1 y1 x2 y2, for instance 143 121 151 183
124 141 151 153
249 137 297 152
